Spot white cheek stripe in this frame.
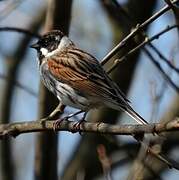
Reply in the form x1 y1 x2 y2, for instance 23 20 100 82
40 48 59 58
40 48 48 56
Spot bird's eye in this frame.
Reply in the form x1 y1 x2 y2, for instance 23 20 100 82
42 39 49 47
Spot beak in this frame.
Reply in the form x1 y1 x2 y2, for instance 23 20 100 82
30 43 40 50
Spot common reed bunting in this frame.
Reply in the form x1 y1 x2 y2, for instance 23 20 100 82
31 30 148 129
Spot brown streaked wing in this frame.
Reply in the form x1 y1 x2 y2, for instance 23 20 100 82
67 48 130 103
47 52 120 102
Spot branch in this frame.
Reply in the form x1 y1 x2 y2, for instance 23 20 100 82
143 48 179 92
148 43 179 75
0 10 45 180
101 0 179 65
0 118 179 139
107 24 179 74
165 0 179 32
0 0 23 21
34 1 72 180
0 27 41 38
0 72 37 97
106 24 179 93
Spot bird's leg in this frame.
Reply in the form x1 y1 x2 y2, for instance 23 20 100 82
39 102 65 123
53 110 84 131
73 111 88 132
47 103 65 119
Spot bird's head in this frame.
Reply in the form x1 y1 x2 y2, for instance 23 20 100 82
31 30 73 59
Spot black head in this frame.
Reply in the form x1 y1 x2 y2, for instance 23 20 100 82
30 30 64 58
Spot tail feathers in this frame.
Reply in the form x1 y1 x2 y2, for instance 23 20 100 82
125 107 148 125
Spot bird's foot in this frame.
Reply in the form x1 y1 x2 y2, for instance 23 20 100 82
53 117 68 132
72 111 88 134
53 110 84 132
53 110 86 132
72 119 86 134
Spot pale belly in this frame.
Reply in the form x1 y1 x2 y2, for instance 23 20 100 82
55 81 90 110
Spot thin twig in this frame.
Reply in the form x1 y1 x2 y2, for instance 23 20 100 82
0 0 23 21
0 73 37 97
105 1 179 76
165 0 179 33
148 43 179 74
144 48 179 92
101 0 179 65
107 25 179 74
106 25 179 93
0 27 41 38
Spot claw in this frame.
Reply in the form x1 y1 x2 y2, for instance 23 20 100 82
53 117 68 132
73 119 86 134
52 110 87 132
72 111 88 134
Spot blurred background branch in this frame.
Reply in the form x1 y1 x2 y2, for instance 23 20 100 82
34 1 72 180
0 10 45 180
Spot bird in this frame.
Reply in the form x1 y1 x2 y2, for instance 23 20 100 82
30 30 148 129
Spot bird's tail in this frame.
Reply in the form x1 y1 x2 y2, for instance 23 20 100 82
125 106 148 125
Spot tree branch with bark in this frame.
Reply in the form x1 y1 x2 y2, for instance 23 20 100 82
0 117 179 138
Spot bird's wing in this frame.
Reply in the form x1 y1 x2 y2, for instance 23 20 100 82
47 48 129 105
